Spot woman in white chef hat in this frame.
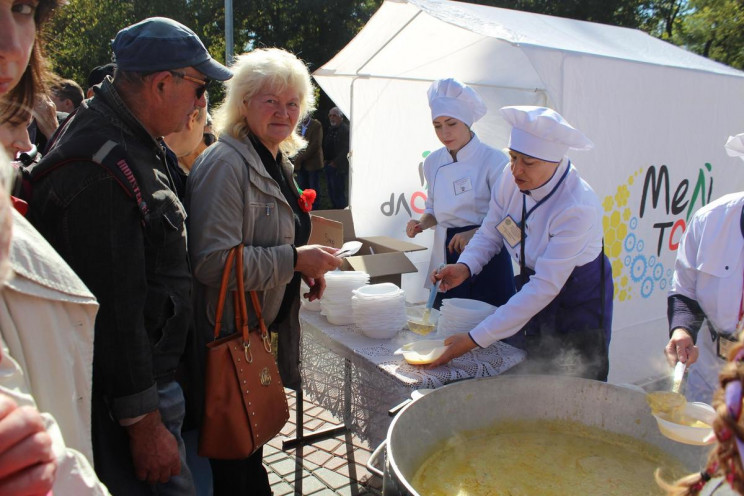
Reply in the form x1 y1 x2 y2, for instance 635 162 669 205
430 106 613 381
406 78 515 311
664 133 744 404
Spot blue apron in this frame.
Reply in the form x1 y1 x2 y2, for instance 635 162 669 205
510 251 613 381
433 224 516 310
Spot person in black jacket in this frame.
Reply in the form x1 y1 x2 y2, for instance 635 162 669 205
323 106 349 208
26 17 232 495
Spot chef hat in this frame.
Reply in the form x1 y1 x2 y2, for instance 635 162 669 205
500 106 594 162
427 78 487 127
725 133 744 161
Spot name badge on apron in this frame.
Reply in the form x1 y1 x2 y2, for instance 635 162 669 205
453 177 472 195
496 215 522 248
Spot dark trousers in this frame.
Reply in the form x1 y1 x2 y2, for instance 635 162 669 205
324 164 348 209
209 447 271 496
434 226 516 310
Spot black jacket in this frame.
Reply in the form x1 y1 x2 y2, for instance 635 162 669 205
322 121 349 173
27 79 192 421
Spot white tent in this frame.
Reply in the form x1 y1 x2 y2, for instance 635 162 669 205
313 0 744 385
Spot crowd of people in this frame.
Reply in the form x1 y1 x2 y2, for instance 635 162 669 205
0 7 342 496
3 2 744 496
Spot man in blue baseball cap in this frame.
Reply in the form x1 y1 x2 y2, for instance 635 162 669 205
26 17 232 495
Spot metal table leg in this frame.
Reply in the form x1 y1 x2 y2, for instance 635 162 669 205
282 358 350 449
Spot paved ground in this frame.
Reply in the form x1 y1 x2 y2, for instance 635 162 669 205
264 389 384 495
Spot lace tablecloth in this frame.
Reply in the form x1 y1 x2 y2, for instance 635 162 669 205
299 308 526 445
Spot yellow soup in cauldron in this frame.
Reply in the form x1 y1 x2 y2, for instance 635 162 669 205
412 419 688 496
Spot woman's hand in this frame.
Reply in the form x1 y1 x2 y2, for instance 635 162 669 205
447 227 477 254
295 245 342 279
406 214 436 238
427 333 478 368
406 219 423 238
431 263 469 292
664 328 699 367
301 274 326 301
0 394 57 496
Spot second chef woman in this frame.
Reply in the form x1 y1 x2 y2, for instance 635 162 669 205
406 78 515 309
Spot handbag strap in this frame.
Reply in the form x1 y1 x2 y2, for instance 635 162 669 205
234 246 250 342
212 245 272 354
213 247 238 339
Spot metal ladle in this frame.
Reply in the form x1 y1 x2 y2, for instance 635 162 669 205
646 361 687 418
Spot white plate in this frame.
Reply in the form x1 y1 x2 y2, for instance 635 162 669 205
394 339 448 365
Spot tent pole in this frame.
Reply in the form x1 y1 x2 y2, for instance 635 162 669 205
225 0 234 65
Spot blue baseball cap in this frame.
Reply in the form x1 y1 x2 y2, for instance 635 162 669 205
112 17 232 81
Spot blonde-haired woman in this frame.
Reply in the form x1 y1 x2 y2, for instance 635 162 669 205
185 48 341 495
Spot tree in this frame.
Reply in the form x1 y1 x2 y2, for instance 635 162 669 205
44 0 744 104
44 0 130 86
473 0 652 28
678 0 744 69
639 0 689 39
44 0 381 107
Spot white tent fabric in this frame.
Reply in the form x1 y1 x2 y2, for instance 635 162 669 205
313 0 744 385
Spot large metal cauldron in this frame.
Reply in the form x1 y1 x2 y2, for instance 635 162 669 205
373 375 707 495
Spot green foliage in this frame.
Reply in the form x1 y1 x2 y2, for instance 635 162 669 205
44 0 743 106
678 0 744 69
473 0 652 27
638 0 689 39
45 0 381 108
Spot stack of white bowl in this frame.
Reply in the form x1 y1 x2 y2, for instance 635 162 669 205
320 271 370 325
437 298 496 338
351 283 407 339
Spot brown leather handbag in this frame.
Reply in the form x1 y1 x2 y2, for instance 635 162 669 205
198 244 289 459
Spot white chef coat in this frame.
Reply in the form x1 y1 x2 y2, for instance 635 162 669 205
670 192 744 403
423 134 508 280
458 159 604 348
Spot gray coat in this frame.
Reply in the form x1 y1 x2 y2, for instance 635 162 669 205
185 133 302 392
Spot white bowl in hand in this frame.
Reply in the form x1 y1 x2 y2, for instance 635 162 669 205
652 401 715 445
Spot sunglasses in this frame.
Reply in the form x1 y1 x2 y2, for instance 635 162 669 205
203 132 216 146
169 70 210 99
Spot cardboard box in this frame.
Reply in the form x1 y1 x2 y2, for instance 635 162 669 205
309 209 426 286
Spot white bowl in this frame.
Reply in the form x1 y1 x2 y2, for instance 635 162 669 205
652 401 715 445
324 311 355 326
358 322 402 339
441 298 495 313
394 339 448 365
300 297 322 312
353 283 403 298
299 282 322 311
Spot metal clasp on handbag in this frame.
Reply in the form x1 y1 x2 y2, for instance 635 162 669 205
244 340 253 363
262 332 272 353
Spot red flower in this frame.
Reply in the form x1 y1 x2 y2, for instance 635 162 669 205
298 188 316 213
